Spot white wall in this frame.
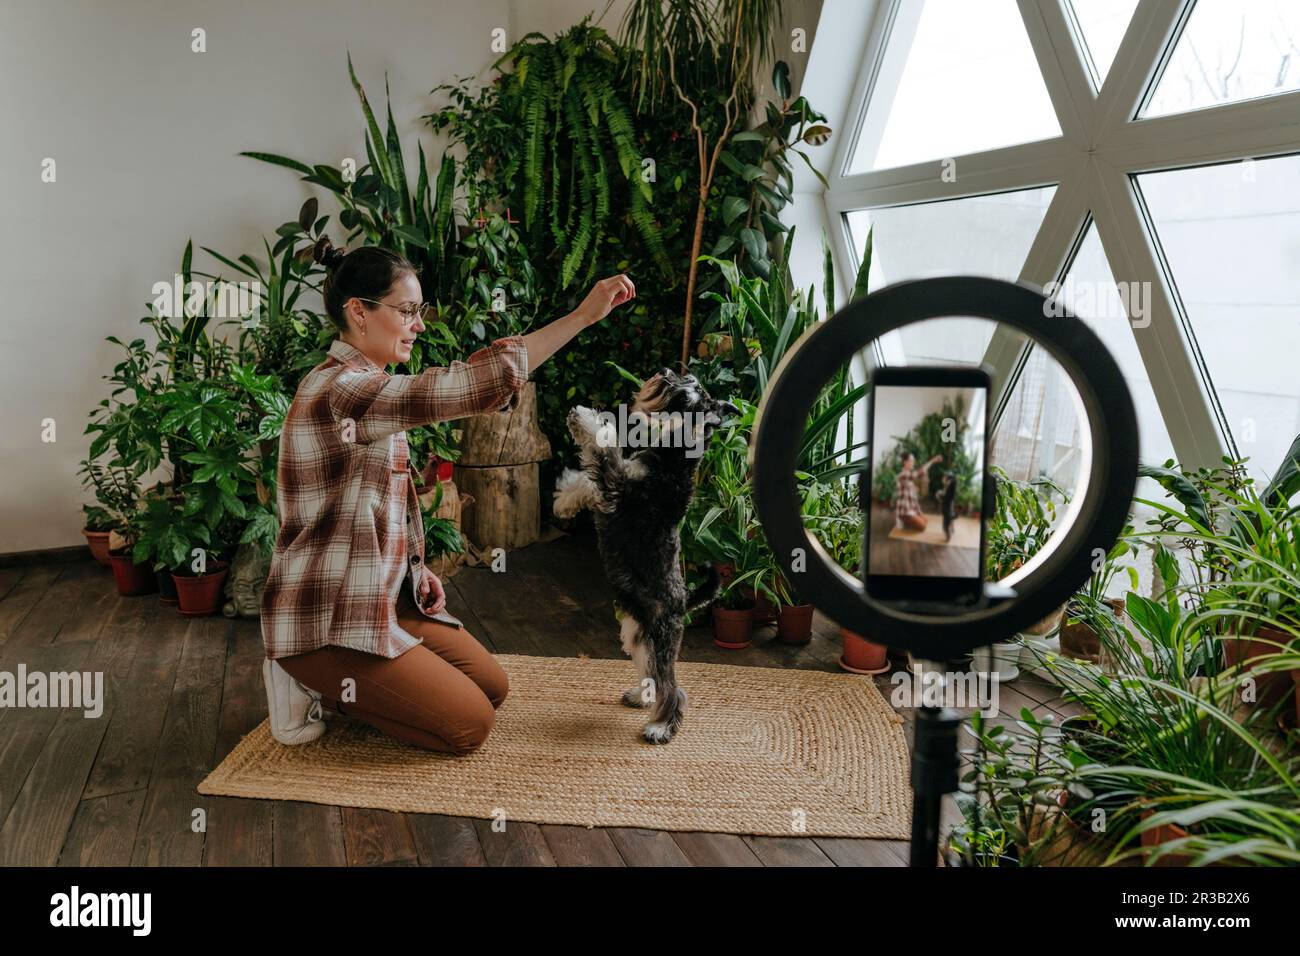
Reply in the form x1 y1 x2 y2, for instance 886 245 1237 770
0 0 634 554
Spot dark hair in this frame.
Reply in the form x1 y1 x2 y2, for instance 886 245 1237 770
312 237 419 332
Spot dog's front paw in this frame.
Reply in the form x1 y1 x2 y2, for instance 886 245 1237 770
621 685 650 708
642 721 676 744
567 406 613 447
552 468 587 519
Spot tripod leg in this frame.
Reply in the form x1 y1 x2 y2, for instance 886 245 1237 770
909 700 963 867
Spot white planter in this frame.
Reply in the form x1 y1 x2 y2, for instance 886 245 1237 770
973 640 1021 682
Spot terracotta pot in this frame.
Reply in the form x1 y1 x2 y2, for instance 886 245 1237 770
108 549 158 596
1140 810 1194 867
776 604 814 644
712 604 754 649
1022 603 1066 637
715 563 736 588
82 529 113 566
1224 627 1294 715
1059 620 1101 663
171 562 230 617
753 589 778 625
155 567 179 604
839 628 891 674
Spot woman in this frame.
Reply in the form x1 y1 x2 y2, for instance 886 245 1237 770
893 451 943 532
260 237 634 753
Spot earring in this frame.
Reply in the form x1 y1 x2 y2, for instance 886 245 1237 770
360 322 367 336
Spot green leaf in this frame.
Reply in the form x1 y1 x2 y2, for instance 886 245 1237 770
240 152 313 176
722 196 749 226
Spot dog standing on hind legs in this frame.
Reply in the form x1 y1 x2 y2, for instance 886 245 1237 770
553 368 739 744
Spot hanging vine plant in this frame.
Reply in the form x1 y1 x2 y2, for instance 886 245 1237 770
485 18 674 290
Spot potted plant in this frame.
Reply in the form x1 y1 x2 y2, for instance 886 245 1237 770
107 507 157 596
131 489 213 604
421 478 467 578
768 572 813 645
1060 527 1139 663
1141 456 1300 718
811 487 892 672
79 460 156 596
167 507 231 617
984 467 1070 640
78 459 140 571
80 504 116 567
949 708 1077 867
712 576 756 649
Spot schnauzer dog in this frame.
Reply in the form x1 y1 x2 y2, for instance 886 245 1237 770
553 368 739 744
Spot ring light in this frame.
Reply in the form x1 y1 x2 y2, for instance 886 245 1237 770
751 276 1138 662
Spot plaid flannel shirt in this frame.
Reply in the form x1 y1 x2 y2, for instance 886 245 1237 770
894 468 922 518
260 335 529 660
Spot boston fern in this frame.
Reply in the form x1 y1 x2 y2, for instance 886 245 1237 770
474 19 672 289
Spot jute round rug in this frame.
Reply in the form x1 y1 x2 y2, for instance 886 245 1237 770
198 654 911 838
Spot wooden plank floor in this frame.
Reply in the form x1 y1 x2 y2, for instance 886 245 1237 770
0 529 1075 867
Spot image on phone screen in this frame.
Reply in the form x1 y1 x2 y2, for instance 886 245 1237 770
865 368 990 603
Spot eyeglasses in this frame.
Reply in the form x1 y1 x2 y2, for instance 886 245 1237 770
355 297 431 324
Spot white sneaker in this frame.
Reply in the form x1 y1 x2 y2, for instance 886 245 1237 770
263 659 326 745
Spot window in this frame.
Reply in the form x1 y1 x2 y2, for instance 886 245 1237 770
1143 0 1300 117
1068 0 1141 89
845 188 1057 366
1138 153 1300 483
847 0 1060 174
824 0 1300 485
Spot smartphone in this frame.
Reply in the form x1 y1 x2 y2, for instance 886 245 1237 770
862 366 992 607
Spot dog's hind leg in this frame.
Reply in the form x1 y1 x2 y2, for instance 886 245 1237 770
641 619 687 744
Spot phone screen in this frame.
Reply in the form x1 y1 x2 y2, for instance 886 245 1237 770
864 370 989 604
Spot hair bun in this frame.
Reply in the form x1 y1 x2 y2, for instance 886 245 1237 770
312 236 346 270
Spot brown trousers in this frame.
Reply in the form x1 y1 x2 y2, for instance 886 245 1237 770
278 589 508 754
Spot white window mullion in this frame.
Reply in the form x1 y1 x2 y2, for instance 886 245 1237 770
1088 157 1226 468
828 137 1071 211
1102 89 1300 172
1093 0 1194 137
1017 0 1096 146
983 156 1092 417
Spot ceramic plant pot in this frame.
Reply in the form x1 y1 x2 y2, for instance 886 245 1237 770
839 628 891 674
82 529 113 566
108 549 158 596
172 562 230 617
776 604 814 645
155 567 179 604
712 604 755 649
1223 627 1294 715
